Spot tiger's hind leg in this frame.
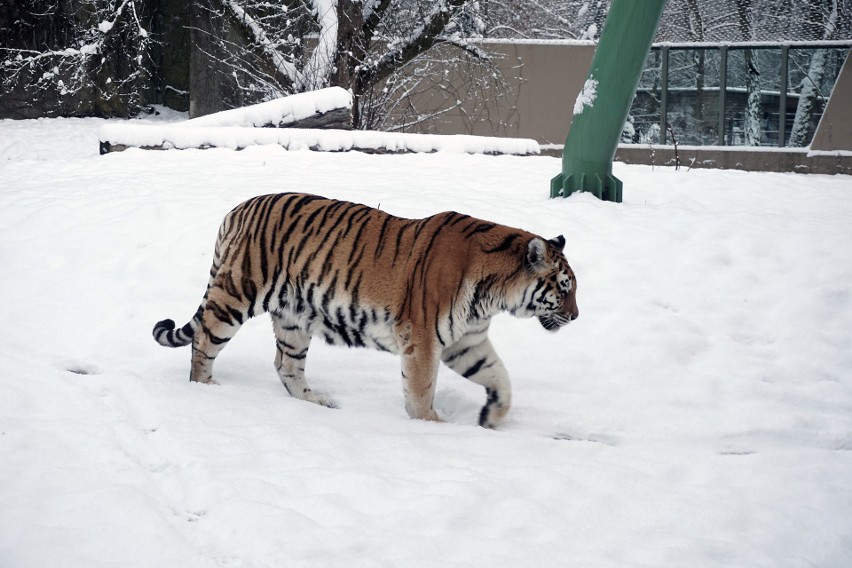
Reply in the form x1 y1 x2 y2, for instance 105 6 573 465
442 326 511 429
271 315 336 408
190 287 248 384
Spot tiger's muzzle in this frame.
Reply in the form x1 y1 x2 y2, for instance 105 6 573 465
538 308 578 332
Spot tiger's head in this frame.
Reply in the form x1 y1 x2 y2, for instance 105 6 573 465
512 234 579 331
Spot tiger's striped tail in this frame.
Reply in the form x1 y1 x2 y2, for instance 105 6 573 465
153 216 229 348
153 306 203 347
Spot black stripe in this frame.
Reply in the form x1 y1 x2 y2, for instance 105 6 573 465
479 387 500 427
434 317 445 347
340 205 371 240
347 217 371 263
284 348 309 360
449 213 470 226
291 223 317 265
392 223 411 263
290 194 324 216
259 231 269 281
262 278 279 313
322 273 339 314
257 194 286 240
443 346 470 364
484 234 519 254
207 301 234 325
304 202 327 228
462 357 488 378
316 238 339 284
204 327 231 345
274 194 299 233
466 222 496 236
374 215 394 260
420 217 456 263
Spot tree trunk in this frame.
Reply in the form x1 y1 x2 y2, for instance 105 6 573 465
743 50 762 145
685 0 706 140
146 0 190 111
189 0 241 117
331 0 368 126
787 0 839 147
734 0 761 145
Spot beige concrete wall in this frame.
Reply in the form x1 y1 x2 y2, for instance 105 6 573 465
413 41 851 153
810 52 852 152
409 42 595 145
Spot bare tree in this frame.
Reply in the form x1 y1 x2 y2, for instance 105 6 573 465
190 0 613 127
0 0 153 117
193 0 499 126
732 0 762 145
787 0 841 147
657 0 851 42
482 0 607 40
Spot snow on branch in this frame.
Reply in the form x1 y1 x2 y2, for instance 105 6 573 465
300 0 339 91
0 0 152 115
222 0 301 86
182 87 353 128
361 0 471 85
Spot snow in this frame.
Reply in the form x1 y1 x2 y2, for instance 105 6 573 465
654 40 852 49
223 0 299 85
809 148 852 157
301 0 338 91
574 77 598 115
2 115 852 567
99 123 540 155
181 87 352 128
472 38 598 46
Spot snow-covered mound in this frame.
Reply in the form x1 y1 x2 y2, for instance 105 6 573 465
1 116 851 567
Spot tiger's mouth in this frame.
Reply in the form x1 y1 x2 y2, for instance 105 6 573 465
538 314 572 332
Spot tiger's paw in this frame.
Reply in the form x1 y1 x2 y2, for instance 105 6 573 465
405 404 443 423
422 409 444 423
478 388 509 429
478 406 504 429
305 392 338 409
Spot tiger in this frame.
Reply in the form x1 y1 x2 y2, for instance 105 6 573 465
153 192 578 428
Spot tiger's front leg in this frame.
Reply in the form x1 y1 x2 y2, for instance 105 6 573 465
397 322 442 422
442 325 511 428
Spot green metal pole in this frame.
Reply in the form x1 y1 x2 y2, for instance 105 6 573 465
551 0 667 202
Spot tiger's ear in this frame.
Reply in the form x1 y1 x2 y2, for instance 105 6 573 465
548 235 566 251
526 238 548 271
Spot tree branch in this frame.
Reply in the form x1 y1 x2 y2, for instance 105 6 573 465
359 0 469 86
220 0 301 87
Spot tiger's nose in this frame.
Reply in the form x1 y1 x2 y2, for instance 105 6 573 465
569 308 579 321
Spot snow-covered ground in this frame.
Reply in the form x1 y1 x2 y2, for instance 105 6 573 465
1 115 851 568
